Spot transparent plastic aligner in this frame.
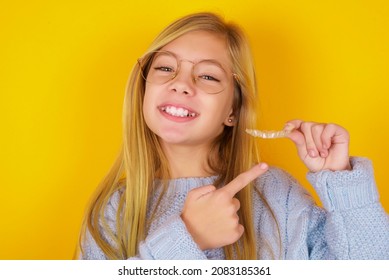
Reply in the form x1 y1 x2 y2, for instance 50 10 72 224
245 124 295 139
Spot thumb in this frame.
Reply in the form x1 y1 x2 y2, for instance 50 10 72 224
285 120 307 150
187 185 217 200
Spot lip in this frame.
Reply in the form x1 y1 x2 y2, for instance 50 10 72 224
157 103 199 122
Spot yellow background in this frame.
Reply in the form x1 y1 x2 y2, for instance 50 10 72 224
1 0 388 259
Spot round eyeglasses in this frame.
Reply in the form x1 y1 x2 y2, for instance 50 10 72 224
137 51 238 94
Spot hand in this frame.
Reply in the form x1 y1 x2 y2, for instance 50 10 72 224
181 163 268 250
286 120 351 172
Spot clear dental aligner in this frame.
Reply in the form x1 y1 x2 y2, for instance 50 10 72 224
245 125 294 139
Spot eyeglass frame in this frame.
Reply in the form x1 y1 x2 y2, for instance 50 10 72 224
137 50 240 94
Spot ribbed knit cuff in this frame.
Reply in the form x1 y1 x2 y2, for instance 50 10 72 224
141 215 207 260
307 157 379 212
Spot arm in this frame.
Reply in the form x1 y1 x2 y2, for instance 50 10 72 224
307 157 389 259
283 120 388 259
130 215 208 260
79 216 208 260
78 190 208 260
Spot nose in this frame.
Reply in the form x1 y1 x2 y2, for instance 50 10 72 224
168 62 195 95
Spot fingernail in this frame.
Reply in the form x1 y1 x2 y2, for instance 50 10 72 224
284 123 294 131
309 150 316 157
259 163 268 170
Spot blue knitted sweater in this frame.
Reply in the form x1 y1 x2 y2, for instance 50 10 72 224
80 157 389 259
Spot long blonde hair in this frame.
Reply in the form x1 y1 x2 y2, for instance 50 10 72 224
78 12 275 260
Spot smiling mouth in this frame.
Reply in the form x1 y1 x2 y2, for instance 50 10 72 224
159 105 198 118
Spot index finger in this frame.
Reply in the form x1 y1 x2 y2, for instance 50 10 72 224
223 163 268 197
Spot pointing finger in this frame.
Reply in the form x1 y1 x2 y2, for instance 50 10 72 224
222 163 268 197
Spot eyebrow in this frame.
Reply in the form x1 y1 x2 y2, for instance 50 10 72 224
159 49 230 72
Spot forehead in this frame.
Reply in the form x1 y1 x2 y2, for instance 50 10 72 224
160 30 231 65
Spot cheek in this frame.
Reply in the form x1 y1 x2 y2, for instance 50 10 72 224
143 83 160 107
142 88 155 125
213 92 234 117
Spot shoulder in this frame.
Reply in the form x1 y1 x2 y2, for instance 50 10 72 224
102 187 125 222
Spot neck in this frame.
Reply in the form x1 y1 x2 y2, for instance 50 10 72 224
161 143 214 178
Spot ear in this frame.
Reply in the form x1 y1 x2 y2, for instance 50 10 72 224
224 109 235 127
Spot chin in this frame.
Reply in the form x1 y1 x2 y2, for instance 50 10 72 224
159 136 191 146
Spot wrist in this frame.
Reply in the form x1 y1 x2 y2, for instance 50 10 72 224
180 214 207 251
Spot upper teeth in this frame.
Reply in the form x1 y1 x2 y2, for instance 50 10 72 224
162 106 197 117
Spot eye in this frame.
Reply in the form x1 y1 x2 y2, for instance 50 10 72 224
154 66 174 72
198 74 220 82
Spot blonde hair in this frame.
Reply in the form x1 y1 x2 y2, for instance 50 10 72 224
78 12 278 260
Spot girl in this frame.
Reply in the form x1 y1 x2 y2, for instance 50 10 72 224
77 12 388 259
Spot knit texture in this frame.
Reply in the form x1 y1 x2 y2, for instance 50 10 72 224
80 157 389 259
